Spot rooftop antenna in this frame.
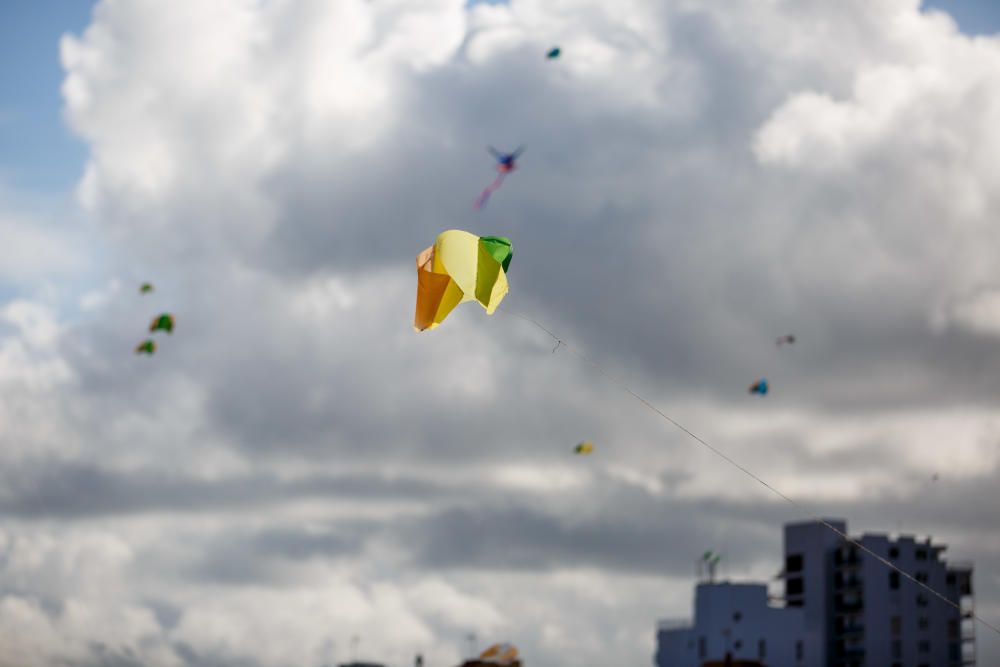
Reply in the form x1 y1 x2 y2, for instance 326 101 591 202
699 550 721 583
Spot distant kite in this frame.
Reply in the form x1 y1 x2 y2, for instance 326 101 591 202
149 313 175 334
749 378 769 396
574 441 595 455
140 283 154 294
775 334 796 347
546 47 561 59
414 230 512 331
475 146 524 210
135 340 156 355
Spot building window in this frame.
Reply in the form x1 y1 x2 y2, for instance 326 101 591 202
889 546 899 559
787 577 804 595
796 640 803 661
915 571 928 584
892 640 902 659
891 616 901 635
950 642 962 661
759 639 766 659
958 572 973 596
947 573 957 586
918 640 930 653
733 611 742 623
916 593 929 607
734 640 742 651
918 616 929 631
786 553 804 572
699 637 706 658
889 572 900 590
916 548 927 561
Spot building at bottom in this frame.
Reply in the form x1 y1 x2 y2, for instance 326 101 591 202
656 582 811 667
656 519 975 667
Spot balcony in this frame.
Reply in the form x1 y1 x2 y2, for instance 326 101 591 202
835 624 864 638
834 594 864 613
835 644 866 660
836 576 863 591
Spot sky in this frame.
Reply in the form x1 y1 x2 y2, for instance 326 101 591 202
0 0 92 191
2 1 1000 667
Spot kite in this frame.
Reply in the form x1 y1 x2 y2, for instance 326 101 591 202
149 313 175 334
140 283 154 294
546 46 561 59
414 230 512 331
574 441 594 455
479 643 519 666
748 378 769 395
135 340 156 355
775 334 796 347
474 146 524 210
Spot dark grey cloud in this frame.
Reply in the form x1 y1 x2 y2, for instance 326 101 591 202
0 462 445 518
401 497 780 576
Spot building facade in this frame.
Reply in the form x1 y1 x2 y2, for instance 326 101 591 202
784 520 975 667
656 519 975 667
656 582 810 667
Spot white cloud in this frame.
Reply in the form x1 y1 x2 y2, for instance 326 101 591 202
0 0 998 665
0 203 85 284
937 287 1000 336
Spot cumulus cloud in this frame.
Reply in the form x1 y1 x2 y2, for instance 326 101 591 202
0 0 998 665
0 193 87 286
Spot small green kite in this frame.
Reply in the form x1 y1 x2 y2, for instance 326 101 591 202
149 313 175 334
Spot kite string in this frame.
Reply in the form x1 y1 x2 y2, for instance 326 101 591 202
500 307 1000 637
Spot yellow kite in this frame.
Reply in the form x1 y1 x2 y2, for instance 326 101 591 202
414 230 512 331
479 643 519 665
